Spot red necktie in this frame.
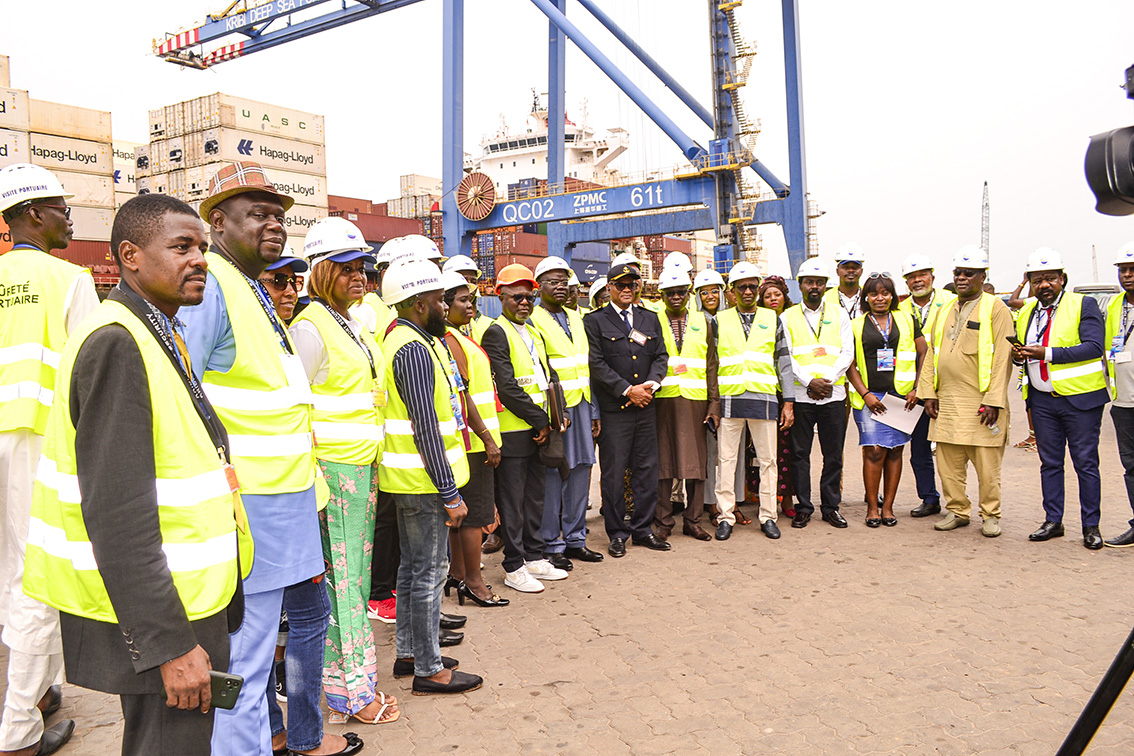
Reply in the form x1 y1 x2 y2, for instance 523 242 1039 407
1039 307 1052 382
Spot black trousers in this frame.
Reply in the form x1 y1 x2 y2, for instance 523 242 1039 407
597 406 659 541
790 399 847 515
1113 405 1134 528
494 453 548 573
369 488 400 602
120 693 214 756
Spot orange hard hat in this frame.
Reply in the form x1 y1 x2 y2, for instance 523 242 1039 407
494 263 539 292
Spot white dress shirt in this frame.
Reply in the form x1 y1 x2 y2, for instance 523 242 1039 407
786 302 854 405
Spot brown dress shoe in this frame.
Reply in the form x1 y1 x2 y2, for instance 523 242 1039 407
683 522 712 541
481 533 503 554
655 525 672 542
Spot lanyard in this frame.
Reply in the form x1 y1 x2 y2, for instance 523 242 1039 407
1120 301 1134 351
1034 305 1054 343
803 303 826 340
213 253 294 354
840 291 860 319
868 313 892 343
913 298 932 329
313 299 376 379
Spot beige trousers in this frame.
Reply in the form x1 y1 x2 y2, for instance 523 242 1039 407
935 441 1005 521
716 418 778 524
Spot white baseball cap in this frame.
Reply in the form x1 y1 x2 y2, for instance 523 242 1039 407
534 255 572 280
952 245 989 270
797 257 831 280
658 268 692 290
693 269 725 290
901 254 933 277
836 242 865 264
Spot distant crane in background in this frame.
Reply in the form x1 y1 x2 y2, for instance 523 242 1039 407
981 180 990 256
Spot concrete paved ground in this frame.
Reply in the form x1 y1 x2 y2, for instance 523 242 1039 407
7 390 1134 754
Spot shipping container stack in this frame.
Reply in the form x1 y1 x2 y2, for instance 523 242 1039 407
386 174 442 221
137 93 329 257
113 140 140 211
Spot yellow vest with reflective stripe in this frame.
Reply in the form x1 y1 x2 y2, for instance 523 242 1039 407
291 303 386 466
822 287 861 321
657 310 711 399
781 304 846 387
356 292 395 340
529 306 590 407
1105 293 1131 392
200 253 316 494
715 308 778 397
493 317 550 433
379 324 470 493
1016 292 1107 400
24 300 248 624
849 310 918 410
897 289 956 336
932 293 996 393
0 248 92 435
447 326 501 452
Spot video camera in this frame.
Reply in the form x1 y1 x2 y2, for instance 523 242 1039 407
1086 64 1134 215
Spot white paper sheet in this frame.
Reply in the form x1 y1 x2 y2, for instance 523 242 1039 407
870 393 924 435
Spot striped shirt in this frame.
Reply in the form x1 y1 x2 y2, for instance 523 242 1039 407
391 319 459 501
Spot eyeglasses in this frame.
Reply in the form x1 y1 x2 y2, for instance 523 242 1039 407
867 271 892 280
510 293 537 304
611 280 640 291
664 287 690 297
953 268 981 277
264 274 302 291
733 282 760 292
37 204 71 219
541 277 569 287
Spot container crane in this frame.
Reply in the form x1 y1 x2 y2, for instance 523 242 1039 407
153 0 813 275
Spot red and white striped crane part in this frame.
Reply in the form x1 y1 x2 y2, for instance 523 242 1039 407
203 42 246 66
156 27 201 55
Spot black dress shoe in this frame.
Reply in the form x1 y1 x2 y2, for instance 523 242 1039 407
440 612 467 630
564 545 604 562
822 510 848 528
791 512 810 528
438 628 464 647
36 719 74 756
481 533 503 554
546 553 574 571
412 669 484 696
39 684 61 719
287 731 364 756
910 500 941 518
715 521 732 541
1028 521 1065 541
608 539 626 558
1084 526 1104 550
1106 526 1134 548
393 656 459 678
761 520 781 539
631 533 672 551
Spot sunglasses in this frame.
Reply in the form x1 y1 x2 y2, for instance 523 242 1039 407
953 268 981 277
37 204 71 219
510 293 537 304
867 271 892 280
664 287 690 297
611 280 640 291
733 282 760 292
264 273 303 291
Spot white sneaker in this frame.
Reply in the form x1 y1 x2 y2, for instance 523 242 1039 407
524 559 569 581
504 565 545 593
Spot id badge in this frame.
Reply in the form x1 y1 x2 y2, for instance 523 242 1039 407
280 353 313 404
813 346 828 358
224 464 247 533
372 386 387 408
449 392 467 431
876 348 895 372
673 359 688 375
535 370 549 392
629 329 647 346
1118 352 1133 365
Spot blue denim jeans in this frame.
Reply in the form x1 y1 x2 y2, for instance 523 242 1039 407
266 578 331 752
393 493 450 678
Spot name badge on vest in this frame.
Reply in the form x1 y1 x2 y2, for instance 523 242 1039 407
813 346 828 358
450 392 467 432
280 353 314 404
372 387 387 408
516 375 536 387
876 348 895 372
672 359 688 375
629 329 647 346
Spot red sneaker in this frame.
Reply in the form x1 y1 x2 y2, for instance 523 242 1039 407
367 598 396 624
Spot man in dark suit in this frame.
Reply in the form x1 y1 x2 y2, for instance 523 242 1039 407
584 264 672 557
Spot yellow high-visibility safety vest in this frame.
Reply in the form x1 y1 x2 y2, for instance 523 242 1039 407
355 291 395 340
466 314 492 344
492 317 551 433
849 310 918 410
657 309 711 400
447 326 501 453
714 308 778 397
201 253 316 495
781 303 847 387
897 288 956 335
822 287 862 321
379 324 470 493
529 306 590 407
1105 293 1134 391
1016 292 1107 399
931 292 996 393
24 300 250 623
292 303 386 466
0 248 93 435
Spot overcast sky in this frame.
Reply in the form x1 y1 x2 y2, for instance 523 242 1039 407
5 0 1134 289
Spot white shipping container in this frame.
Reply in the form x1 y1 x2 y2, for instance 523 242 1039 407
134 143 151 178
70 206 113 242
284 204 328 237
113 140 140 193
185 128 326 175
55 171 114 208
166 136 185 172
148 108 165 140
189 93 325 145
164 104 184 139
0 129 30 169
137 173 167 196
29 133 112 176
115 191 135 211
0 56 9 89
263 167 328 208
0 89 29 132
400 174 443 198
185 166 209 201
29 99 112 143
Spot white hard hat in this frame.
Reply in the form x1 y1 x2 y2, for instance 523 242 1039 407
534 256 572 280
1024 247 1065 273
442 254 479 276
663 251 692 274
1114 242 1134 266
381 259 444 305
658 268 692 290
568 270 580 287
797 257 831 280
442 270 473 293
383 234 443 267
589 277 608 303
374 242 394 266
952 245 989 270
304 216 374 266
901 254 933 277
693 269 725 290
0 164 73 215
835 242 865 264
727 261 761 284
611 251 643 269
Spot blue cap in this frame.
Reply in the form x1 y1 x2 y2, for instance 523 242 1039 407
267 256 309 273
312 249 377 266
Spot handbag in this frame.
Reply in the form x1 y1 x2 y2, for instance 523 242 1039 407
538 380 570 477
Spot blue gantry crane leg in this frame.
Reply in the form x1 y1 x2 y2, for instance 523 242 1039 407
546 0 568 264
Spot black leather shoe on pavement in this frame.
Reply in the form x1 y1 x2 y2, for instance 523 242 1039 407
565 546 604 562
393 656 459 678
1106 526 1134 548
412 669 484 696
546 553 574 571
38 685 62 719
36 719 74 756
715 521 732 541
1028 521 1065 541
632 533 672 551
1084 526 1104 550
822 510 848 528
440 613 467 630
791 512 810 528
608 539 627 558
910 500 941 518
438 629 464 647
761 520 781 539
